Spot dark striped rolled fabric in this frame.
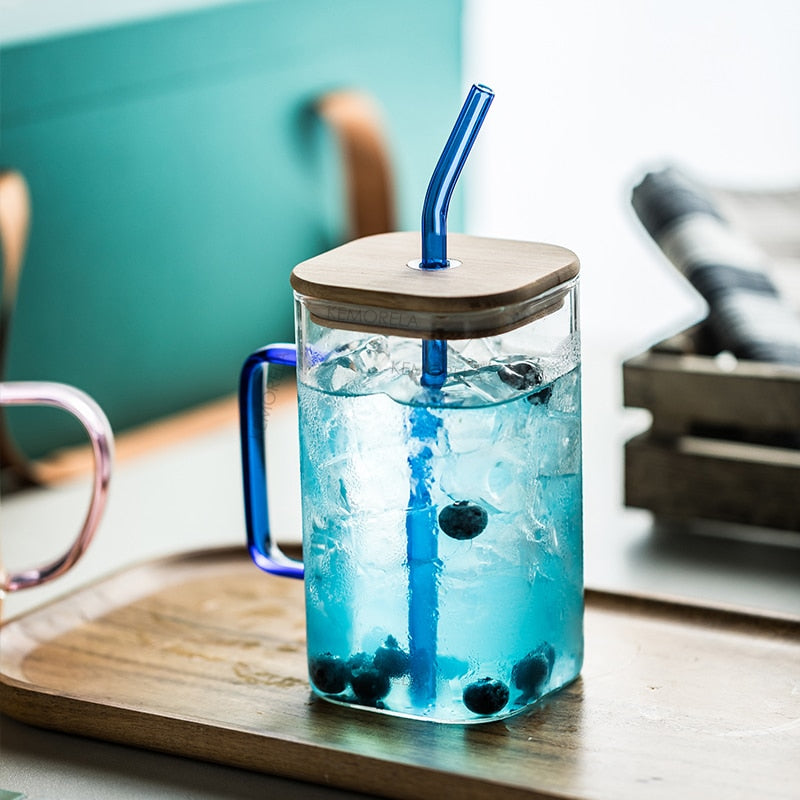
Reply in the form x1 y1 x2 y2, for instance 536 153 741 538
631 167 800 365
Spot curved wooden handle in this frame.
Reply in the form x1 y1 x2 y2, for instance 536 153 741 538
0 171 29 374
0 170 39 486
314 90 396 240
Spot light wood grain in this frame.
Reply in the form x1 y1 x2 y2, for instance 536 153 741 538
625 432 800 530
0 169 38 486
315 90 396 240
623 347 800 436
1 547 798 800
623 334 800 529
290 232 579 338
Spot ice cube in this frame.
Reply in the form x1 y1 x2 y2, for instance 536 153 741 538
352 335 392 375
457 336 505 364
438 447 525 514
315 355 358 393
444 343 481 373
438 450 486 505
442 357 549 406
530 474 582 558
313 336 395 394
444 368 508 405
376 371 420 405
445 407 498 453
485 460 523 512
321 393 411 512
526 409 581 476
547 366 581 414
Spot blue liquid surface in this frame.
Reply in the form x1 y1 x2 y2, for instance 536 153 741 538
298 357 583 723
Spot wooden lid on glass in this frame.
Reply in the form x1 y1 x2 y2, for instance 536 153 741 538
290 232 580 339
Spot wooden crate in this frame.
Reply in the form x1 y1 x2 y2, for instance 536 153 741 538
622 328 800 531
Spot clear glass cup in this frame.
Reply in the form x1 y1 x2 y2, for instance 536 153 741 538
240 246 582 724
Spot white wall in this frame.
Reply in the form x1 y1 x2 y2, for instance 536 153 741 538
463 0 800 352
4 0 797 354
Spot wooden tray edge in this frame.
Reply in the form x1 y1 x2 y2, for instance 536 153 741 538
1 676 526 800
2 547 798 800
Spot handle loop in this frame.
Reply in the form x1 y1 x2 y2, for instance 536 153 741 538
239 344 303 578
314 89 396 240
0 381 114 592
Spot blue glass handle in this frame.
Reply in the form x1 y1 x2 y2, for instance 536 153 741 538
239 343 304 578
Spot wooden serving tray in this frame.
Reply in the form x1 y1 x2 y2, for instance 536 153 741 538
1 547 798 800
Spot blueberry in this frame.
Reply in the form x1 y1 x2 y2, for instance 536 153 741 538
309 653 348 694
498 360 543 391
512 642 555 700
373 635 410 678
350 669 391 703
438 501 488 540
347 652 391 703
346 651 371 672
462 677 510 715
526 385 553 406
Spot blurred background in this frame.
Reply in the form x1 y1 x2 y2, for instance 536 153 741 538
463 0 800 553
465 0 800 350
2 8 799 797
2 0 799 607
3 0 798 445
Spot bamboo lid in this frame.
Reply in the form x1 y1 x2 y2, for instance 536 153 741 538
290 232 580 339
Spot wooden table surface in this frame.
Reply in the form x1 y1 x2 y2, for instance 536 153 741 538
3 547 798 800
3 352 799 800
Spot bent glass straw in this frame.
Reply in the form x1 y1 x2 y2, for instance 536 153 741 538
407 84 493 706
420 83 494 388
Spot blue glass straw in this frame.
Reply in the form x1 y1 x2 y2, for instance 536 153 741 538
407 84 494 706
420 84 495 270
420 83 494 387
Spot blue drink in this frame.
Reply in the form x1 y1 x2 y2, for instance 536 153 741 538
237 91 582 722
298 339 583 723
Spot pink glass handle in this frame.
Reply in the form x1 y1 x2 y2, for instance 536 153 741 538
0 381 114 592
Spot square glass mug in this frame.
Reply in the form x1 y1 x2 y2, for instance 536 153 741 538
239 233 583 723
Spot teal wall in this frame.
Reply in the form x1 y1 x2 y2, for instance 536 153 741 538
0 0 463 456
